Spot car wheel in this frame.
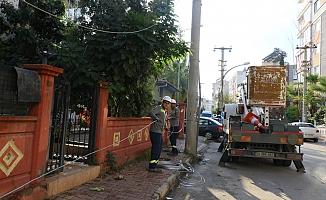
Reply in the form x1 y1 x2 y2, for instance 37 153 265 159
205 132 213 140
282 160 291 167
314 138 318 143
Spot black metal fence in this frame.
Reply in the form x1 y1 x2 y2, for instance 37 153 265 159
0 64 39 116
46 75 99 175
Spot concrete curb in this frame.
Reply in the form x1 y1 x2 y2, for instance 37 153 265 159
152 142 208 200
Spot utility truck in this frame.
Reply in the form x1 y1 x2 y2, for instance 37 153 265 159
219 66 305 172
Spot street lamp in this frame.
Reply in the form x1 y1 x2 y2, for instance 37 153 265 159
219 62 250 113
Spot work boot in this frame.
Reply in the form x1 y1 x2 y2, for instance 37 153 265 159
148 168 162 173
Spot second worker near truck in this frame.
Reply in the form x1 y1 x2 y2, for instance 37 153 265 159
168 99 180 156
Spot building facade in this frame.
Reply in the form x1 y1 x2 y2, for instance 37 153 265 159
297 0 326 77
228 70 246 102
212 79 229 111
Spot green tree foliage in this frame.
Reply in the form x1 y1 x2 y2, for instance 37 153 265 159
286 82 302 104
0 0 189 117
223 93 234 105
310 76 326 94
284 105 299 123
160 57 188 102
54 0 189 117
308 75 326 123
306 74 322 119
0 0 66 66
313 106 326 124
287 73 326 122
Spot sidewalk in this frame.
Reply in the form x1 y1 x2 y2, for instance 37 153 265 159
49 137 207 200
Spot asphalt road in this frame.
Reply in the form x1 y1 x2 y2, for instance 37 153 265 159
167 137 326 200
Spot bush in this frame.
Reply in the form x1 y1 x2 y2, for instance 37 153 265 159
313 106 326 125
284 105 299 123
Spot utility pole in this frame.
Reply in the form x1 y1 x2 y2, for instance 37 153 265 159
213 46 232 113
186 0 201 156
296 44 317 122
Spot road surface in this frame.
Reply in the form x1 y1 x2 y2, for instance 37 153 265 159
167 137 326 200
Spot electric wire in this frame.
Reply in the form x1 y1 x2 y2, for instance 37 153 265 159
0 121 155 199
1 112 185 198
21 0 157 34
177 170 206 187
165 160 205 187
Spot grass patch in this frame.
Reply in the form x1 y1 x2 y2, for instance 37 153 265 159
135 151 151 161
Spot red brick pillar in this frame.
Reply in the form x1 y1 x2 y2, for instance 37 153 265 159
23 64 63 179
95 82 109 164
178 102 186 139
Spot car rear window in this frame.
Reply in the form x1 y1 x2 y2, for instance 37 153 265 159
201 113 212 118
298 124 315 128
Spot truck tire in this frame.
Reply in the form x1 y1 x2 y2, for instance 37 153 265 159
273 159 283 166
231 156 239 162
282 160 291 167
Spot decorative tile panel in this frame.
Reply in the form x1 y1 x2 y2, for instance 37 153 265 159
144 129 149 141
128 129 134 144
0 139 24 177
137 130 142 141
113 132 120 147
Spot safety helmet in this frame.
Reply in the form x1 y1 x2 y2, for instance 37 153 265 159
162 96 171 103
171 99 176 104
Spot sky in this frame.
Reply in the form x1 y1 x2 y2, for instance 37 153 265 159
174 0 301 100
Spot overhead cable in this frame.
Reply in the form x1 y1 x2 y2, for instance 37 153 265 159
21 0 156 34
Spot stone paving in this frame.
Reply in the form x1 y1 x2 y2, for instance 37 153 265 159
49 137 207 200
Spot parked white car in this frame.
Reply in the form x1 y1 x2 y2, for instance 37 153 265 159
290 122 320 142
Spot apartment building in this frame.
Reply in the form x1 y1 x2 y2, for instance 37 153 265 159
297 0 326 76
212 79 229 111
262 48 297 85
228 70 246 102
3 0 19 8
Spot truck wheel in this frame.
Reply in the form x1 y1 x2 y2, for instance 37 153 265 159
282 160 291 167
205 132 213 140
231 156 239 162
273 159 283 166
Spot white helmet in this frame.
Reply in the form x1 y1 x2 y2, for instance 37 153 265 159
162 96 171 103
171 99 176 104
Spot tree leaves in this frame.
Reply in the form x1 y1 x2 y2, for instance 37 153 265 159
0 0 190 117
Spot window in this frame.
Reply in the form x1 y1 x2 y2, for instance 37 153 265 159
199 119 208 126
315 20 321 32
315 66 320 75
314 0 320 13
293 69 298 80
315 43 320 54
298 123 315 128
